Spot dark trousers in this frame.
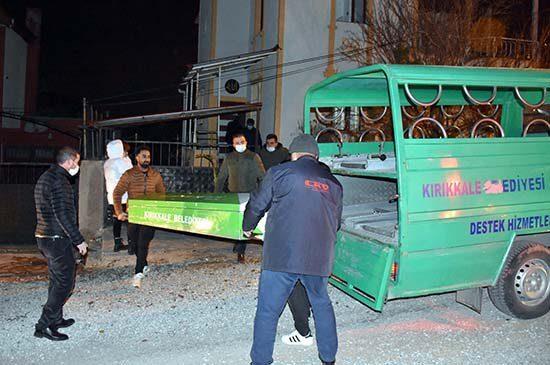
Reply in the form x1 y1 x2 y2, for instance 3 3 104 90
251 270 337 365
288 281 312 336
36 238 76 330
127 223 155 274
233 242 246 254
109 204 127 240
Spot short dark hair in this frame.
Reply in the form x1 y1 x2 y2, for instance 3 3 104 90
266 134 278 142
56 146 79 164
135 145 151 155
246 118 255 125
232 133 246 142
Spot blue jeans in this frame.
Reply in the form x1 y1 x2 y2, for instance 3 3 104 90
250 270 337 365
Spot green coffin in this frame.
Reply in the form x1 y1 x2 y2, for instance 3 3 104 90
127 193 265 240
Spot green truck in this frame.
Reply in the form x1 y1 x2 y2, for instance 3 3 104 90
129 64 549 319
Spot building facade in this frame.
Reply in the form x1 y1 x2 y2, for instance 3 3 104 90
197 0 370 146
0 7 78 163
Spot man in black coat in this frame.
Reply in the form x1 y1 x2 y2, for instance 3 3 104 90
243 134 343 365
33 147 88 341
243 118 262 152
225 115 244 151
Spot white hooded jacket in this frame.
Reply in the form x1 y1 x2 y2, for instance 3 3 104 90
104 140 133 204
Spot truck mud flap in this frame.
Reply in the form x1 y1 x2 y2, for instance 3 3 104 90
456 287 483 314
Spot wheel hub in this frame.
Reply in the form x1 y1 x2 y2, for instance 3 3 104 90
514 259 550 306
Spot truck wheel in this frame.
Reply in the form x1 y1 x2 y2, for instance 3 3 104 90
488 242 550 319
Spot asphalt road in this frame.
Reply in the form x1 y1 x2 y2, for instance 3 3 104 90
1 232 548 365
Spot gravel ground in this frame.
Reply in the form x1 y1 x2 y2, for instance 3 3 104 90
1 230 549 365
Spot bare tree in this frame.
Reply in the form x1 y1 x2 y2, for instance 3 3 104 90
340 0 547 68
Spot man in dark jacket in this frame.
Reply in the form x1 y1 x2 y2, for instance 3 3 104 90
243 118 262 152
216 132 265 263
258 134 289 171
225 115 244 151
243 134 343 365
34 147 88 341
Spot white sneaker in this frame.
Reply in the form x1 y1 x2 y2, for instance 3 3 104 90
143 266 150 276
133 273 144 288
281 330 314 346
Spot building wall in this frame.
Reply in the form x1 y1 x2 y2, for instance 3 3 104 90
277 0 362 145
196 0 368 146
215 0 252 101
197 0 213 63
1 26 28 128
278 0 330 144
334 21 363 71
0 26 5 124
256 0 280 140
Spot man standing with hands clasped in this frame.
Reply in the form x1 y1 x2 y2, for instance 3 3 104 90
243 134 343 365
34 147 88 341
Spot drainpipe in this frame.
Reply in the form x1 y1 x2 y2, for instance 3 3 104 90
531 0 539 60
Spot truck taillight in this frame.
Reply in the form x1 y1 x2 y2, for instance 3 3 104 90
390 262 399 281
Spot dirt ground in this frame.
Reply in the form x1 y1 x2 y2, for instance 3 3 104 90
1 229 549 365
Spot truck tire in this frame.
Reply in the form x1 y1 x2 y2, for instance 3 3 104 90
488 242 550 319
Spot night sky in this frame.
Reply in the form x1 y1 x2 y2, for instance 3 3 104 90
2 0 549 121
2 0 199 117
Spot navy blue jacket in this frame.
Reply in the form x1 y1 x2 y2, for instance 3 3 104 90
243 156 343 277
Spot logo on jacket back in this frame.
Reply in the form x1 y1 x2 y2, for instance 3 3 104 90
305 179 329 192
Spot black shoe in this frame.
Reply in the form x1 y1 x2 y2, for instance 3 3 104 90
114 238 129 252
237 253 245 264
54 318 75 329
34 327 69 341
114 244 129 252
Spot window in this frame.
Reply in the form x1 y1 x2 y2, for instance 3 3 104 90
336 0 367 23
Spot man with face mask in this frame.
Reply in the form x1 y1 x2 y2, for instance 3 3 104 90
215 133 265 263
243 118 262 152
113 145 166 288
34 146 88 341
258 134 290 171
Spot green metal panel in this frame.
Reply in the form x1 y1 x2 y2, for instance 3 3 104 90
330 232 395 311
392 137 550 296
128 193 264 240
389 241 509 298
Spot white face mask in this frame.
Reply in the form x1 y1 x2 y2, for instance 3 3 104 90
235 145 247 153
247 125 253 130
266 146 276 152
68 165 80 176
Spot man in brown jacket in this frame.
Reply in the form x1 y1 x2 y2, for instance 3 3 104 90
114 145 166 288
216 132 265 263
